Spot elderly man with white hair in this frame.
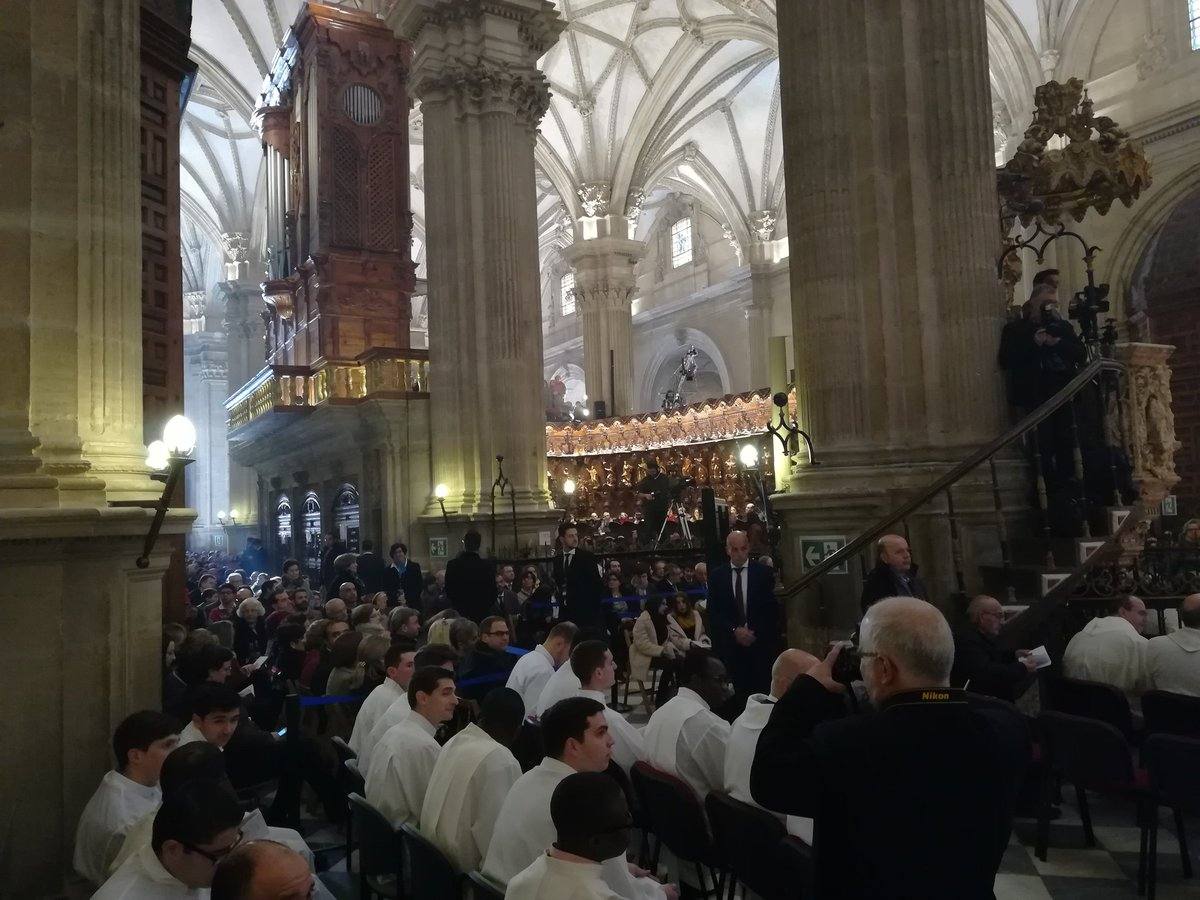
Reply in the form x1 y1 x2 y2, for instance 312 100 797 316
751 596 1031 900
859 534 928 613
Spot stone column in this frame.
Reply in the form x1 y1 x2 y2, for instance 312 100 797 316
746 209 781 391
563 236 645 417
221 277 266 530
773 0 1011 627
395 0 564 537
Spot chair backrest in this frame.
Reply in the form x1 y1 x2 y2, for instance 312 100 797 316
1142 733 1200 814
400 823 461 900
347 793 402 882
332 734 357 762
464 870 506 900
631 761 716 864
1037 711 1135 790
705 793 785 898
1142 690 1200 739
777 836 814 899
1042 674 1134 739
344 757 366 795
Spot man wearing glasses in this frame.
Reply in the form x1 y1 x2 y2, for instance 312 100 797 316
457 615 518 703
94 779 244 898
951 594 1038 701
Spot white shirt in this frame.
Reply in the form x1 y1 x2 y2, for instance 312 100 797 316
724 693 813 844
110 807 314 877
359 690 412 773
365 711 442 827
93 843 207 899
72 770 161 885
643 688 730 802
508 645 558 715
483 758 665 900
505 853 626 900
1147 627 1200 696
578 689 645 774
537 662 582 717
350 678 407 758
420 723 522 872
177 721 209 748
1063 615 1148 694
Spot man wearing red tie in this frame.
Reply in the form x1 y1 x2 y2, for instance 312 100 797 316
708 530 781 713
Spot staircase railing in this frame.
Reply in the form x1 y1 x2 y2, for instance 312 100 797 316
778 356 1128 603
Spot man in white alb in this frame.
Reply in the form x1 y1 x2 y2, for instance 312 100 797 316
1063 594 1149 696
177 683 242 749
504 772 636 900
420 687 525 871
365 666 459 827
536 632 587 717
349 643 415 758
484 697 675 900
570 640 645 773
363 644 459 771
94 779 244 899
643 648 733 802
507 622 577 714
73 711 180 886
724 648 817 843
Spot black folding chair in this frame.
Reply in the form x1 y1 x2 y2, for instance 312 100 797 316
632 762 725 897
706 792 797 900
1042 674 1138 741
1140 734 1199 899
1142 690 1200 739
342 758 366 874
347 793 403 899
400 823 461 900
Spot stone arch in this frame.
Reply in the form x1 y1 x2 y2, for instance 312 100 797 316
637 327 732 412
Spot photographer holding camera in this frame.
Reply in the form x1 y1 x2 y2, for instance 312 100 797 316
750 597 1030 899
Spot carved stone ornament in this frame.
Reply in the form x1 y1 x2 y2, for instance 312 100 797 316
624 188 645 233
578 181 612 218
1137 30 1167 81
220 231 251 264
749 209 777 243
1116 343 1181 507
721 223 744 265
414 62 553 130
997 78 1152 227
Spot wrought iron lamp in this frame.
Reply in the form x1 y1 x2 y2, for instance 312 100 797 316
138 415 196 568
767 392 817 464
434 483 450 531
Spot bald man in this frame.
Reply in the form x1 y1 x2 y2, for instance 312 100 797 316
951 595 1037 701
1147 593 1200 696
708 530 781 706
725 649 818 843
211 839 313 900
860 534 928 614
752 597 1030 899
322 597 348 623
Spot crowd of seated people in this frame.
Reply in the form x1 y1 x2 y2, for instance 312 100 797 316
73 518 1200 899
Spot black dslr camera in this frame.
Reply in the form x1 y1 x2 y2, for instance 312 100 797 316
1068 282 1110 344
830 637 862 686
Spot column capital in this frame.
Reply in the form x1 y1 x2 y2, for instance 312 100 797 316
394 0 564 128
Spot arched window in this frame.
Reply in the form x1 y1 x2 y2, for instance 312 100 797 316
670 218 693 268
276 496 293 559
560 272 576 316
1191 0 1200 50
303 493 322 570
334 484 361 552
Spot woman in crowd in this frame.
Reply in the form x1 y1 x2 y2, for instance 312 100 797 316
233 597 268 664
425 614 455 649
350 601 386 635
323 630 365 696
516 567 554 647
356 634 391 696
666 591 709 652
629 594 679 714
305 618 351 694
449 617 480 658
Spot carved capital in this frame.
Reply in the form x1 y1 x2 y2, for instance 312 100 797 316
624 188 645 234
749 209 777 243
577 181 612 217
414 62 553 129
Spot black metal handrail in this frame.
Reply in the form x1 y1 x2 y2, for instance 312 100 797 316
779 357 1125 598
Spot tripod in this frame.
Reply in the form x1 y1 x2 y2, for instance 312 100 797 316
654 501 693 546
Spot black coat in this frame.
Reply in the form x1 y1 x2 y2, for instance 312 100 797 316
708 561 780 696
997 317 1040 408
951 627 1031 702
552 548 605 630
752 678 1031 900
356 552 388 594
382 560 424 607
456 641 518 703
233 616 268 664
445 551 496 623
860 561 928 614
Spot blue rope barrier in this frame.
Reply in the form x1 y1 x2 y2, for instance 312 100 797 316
298 693 364 708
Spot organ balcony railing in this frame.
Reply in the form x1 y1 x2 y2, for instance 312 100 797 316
226 348 430 434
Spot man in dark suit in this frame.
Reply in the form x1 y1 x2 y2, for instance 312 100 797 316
951 594 1037 701
860 533 928 614
444 529 496 623
552 523 604 630
708 529 781 705
356 540 387 594
751 597 1031 900
382 541 424 607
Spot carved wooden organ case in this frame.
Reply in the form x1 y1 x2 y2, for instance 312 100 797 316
255 2 415 368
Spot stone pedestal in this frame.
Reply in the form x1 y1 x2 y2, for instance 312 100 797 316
775 0 1015 630
563 236 645 417
395 0 565 518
